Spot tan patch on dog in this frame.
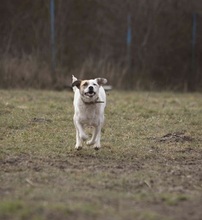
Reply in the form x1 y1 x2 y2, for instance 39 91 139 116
80 80 89 93
80 80 89 87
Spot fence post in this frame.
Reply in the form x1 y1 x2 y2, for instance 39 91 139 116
190 13 197 91
126 14 133 88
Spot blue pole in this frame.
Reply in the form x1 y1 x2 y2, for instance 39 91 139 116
127 14 132 68
50 0 56 78
126 14 133 88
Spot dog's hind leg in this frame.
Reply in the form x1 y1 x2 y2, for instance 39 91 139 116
86 128 96 146
87 126 101 150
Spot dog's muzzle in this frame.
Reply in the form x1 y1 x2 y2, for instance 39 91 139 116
85 86 96 97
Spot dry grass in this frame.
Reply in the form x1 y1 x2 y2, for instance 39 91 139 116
0 55 53 88
71 57 129 89
0 90 202 220
0 55 150 90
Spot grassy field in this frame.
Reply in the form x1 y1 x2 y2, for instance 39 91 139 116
0 89 202 220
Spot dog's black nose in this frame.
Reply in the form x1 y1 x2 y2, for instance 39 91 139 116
89 86 94 91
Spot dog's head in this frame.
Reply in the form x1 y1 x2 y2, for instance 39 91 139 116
72 77 107 103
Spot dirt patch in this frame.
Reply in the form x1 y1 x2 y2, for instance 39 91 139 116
30 117 52 123
1 149 202 220
152 131 194 143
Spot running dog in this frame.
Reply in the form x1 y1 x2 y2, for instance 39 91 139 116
72 75 107 150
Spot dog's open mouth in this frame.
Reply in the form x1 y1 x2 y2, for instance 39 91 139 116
85 91 96 97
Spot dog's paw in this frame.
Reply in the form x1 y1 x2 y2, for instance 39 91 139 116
75 145 82 150
93 144 101 150
94 146 100 151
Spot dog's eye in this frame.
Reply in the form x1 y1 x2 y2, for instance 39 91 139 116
93 83 97 86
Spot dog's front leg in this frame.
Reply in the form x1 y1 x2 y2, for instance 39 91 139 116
75 128 82 150
74 121 88 150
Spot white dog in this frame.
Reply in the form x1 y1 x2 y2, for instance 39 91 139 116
72 75 107 150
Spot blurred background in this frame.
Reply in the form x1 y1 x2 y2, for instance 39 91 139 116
0 0 202 91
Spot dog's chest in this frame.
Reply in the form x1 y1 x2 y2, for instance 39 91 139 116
78 104 101 126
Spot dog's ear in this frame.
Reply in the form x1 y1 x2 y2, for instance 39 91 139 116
72 80 81 89
96 78 107 86
72 75 78 83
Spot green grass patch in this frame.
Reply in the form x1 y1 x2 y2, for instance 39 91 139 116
0 90 202 220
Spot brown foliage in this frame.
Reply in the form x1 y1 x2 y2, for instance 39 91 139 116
0 0 202 90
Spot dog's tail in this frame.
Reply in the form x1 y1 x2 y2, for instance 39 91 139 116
72 75 78 92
